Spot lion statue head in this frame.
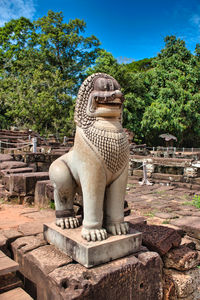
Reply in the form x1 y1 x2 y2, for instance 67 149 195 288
74 73 124 129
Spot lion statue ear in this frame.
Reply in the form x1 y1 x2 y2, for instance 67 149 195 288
74 73 122 129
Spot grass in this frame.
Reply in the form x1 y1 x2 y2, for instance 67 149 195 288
143 211 156 218
49 200 55 210
192 195 200 209
181 194 190 200
182 194 200 209
183 201 193 206
162 219 170 224
127 183 136 188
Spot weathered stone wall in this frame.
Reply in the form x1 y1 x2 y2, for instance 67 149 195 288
129 155 200 188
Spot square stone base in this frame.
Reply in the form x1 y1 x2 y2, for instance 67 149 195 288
43 222 142 268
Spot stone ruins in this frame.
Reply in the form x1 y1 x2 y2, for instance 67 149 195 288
0 76 200 298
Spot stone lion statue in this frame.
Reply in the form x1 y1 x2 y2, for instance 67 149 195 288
49 73 129 241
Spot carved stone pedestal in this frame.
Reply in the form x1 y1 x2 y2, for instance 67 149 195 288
43 222 142 268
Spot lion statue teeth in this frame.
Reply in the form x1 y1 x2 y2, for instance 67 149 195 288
49 73 130 242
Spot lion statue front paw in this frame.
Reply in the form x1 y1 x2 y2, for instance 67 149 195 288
55 217 80 229
81 228 108 242
106 222 129 235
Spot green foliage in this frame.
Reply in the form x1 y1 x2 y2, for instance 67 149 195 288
192 195 200 209
162 219 170 224
34 11 100 93
122 36 200 146
183 195 200 209
1 67 75 135
50 200 55 210
125 58 153 73
86 49 125 83
140 36 200 146
0 11 100 137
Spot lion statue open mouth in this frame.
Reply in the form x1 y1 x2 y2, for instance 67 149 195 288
49 73 129 242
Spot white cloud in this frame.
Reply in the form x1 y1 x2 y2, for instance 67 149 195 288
0 0 36 26
190 13 200 28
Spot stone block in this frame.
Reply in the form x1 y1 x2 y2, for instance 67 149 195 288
193 177 200 185
46 183 54 201
12 235 47 267
164 268 200 299
34 180 51 208
36 162 50 172
152 173 183 182
0 161 27 170
0 273 23 294
19 244 72 297
47 251 163 300
153 157 192 167
182 235 200 250
163 245 200 271
0 167 34 178
131 224 181 255
171 216 200 239
44 222 142 268
26 244 72 275
18 222 44 236
0 154 13 162
154 212 178 219
0 287 33 300
8 172 49 195
163 272 177 300
1 229 23 244
0 234 7 253
125 215 147 225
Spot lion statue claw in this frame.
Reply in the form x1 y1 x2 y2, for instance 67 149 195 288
49 73 130 241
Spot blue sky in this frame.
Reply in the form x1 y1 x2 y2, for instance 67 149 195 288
1 0 200 62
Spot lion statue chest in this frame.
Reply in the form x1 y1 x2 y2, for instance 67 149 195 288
83 125 129 174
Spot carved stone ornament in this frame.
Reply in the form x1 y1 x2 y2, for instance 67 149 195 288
49 73 130 241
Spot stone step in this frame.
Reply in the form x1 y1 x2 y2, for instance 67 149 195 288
0 161 27 171
0 154 13 163
1 168 34 187
4 172 49 195
0 273 23 294
0 250 19 276
0 287 33 300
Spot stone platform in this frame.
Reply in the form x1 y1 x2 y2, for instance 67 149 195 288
44 222 142 268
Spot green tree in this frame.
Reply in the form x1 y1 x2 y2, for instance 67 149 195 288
87 50 121 78
0 11 101 136
34 10 100 93
141 36 200 146
125 58 153 73
1 66 74 135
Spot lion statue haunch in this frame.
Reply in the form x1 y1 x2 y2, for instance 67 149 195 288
49 73 130 242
